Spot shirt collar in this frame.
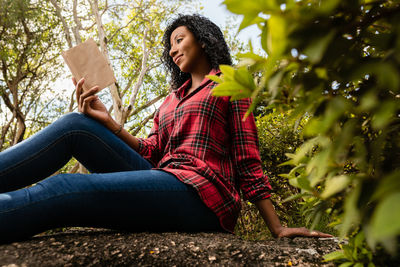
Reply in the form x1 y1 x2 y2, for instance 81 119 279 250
174 69 221 99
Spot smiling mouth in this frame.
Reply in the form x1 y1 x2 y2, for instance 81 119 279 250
174 55 183 64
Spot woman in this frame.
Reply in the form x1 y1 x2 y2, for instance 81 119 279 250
0 14 330 243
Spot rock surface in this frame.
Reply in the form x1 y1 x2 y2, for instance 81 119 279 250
0 228 340 266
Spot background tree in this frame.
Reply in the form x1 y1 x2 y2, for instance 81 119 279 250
46 0 198 172
211 0 400 265
0 0 64 150
1 0 248 173
49 0 198 133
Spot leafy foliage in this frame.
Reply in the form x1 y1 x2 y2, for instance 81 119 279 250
324 231 375 267
256 110 305 226
235 108 336 239
212 0 400 264
0 0 65 149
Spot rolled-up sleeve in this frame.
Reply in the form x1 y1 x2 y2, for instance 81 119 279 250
228 98 272 202
137 110 162 167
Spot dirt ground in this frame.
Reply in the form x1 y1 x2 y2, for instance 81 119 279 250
0 228 341 266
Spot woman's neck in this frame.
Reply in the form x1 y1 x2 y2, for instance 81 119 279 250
190 67 212 90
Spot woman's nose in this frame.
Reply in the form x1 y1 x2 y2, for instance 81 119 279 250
169 45 177 57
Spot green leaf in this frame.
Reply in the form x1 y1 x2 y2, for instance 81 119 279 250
315 67 328 80
267 15 287 56
267 70 284 98
260 22 268 53
219 64 235 80
342 245 353 261
292 136 330 164
237 52 265 61
359 91 378 111
317 0 341 14
239 13 264 31
282 192 307 203
234 66 256 90
352 62 400 92
370 192 400 241
305 96 351 135
371 170 400 202
304 30 336 64
310 209 323 230
352 245 358 261
354 231 365 248
323 250 346 261
380 236 398 256
307 149 331 186
298 176 313 191
206 74 224 84
321 175 351 199
279 173 292 179
223 0 279 15
211 81 251 98
340 184 361 238
288 176 300 188
339 263 354 267
371 101 397 130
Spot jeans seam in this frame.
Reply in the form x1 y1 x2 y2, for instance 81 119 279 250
0 130 135 177
0 189 191 214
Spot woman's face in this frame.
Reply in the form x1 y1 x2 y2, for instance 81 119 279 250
169 26 206 73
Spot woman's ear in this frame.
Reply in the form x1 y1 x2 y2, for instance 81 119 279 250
201 43 205 48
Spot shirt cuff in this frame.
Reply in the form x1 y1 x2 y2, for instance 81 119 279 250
248 192 271 203
136 137 146 155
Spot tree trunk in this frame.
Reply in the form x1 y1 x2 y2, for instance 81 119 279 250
12 115 26 145
89 0 123 123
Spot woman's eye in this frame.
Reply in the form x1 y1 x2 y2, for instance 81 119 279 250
177 38 182 44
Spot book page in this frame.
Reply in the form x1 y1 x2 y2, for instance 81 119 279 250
62 38 116 91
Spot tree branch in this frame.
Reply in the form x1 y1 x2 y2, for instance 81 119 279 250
129 94 166 118
130 110 156 135
72 0 82 43
124 26 150 121
108 13 140 43
89 0 123 122
49 0 73 48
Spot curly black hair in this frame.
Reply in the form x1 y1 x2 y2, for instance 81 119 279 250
161 14 232 90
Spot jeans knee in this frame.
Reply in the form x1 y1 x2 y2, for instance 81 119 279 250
58 112 86 124
36 173 88 195
56 112 95 131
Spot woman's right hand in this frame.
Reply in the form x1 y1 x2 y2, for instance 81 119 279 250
73 77 115 129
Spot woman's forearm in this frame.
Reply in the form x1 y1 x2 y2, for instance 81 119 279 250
106 119 140 151
116 127 140 151
255 198 284 237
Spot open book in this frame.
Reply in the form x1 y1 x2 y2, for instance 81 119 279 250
62 38 116 91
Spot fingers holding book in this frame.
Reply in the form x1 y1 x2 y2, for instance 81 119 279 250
75 78 100 111
72 77 111 126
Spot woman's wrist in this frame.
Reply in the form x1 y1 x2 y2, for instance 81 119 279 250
271 225 285 238
113 123 123 135
255 198 285 237
105 117 122 134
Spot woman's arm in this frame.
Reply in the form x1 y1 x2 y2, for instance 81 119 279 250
255 198 332 238
226 98 331 238
106 119 140 151
74 77 140 151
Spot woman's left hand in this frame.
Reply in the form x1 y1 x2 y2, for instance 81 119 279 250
255 198 334 239
275 226 333 238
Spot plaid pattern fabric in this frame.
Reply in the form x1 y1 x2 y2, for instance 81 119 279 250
137 69 271 232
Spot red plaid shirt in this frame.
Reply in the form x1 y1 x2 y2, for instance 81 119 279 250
137 69 271 232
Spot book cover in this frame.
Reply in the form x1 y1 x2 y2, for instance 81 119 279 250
62 38 116 91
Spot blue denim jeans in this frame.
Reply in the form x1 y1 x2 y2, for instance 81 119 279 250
0 113 222 243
